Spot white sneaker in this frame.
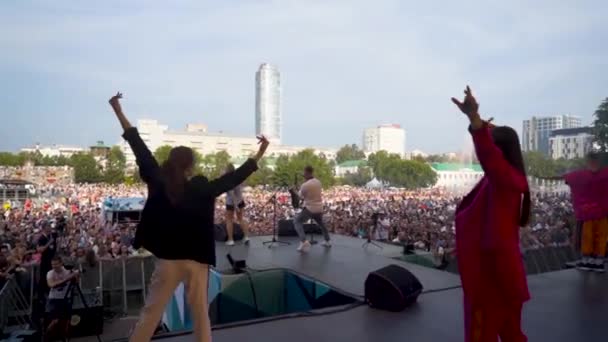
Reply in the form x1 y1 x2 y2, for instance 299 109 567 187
243 236 250 245
226 240 235 246
297 241 311 252
321 240 332 248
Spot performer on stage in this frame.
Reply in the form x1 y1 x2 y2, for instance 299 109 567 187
452 86 531 342
224 164 250 246
109 92 269 342
541 153 607 272
292 166 331 252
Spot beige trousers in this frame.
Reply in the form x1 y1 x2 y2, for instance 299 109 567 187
130 259 212 342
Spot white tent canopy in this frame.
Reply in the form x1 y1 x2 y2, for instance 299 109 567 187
366 178 383 189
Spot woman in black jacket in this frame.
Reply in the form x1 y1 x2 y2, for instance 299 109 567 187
109 93 269 342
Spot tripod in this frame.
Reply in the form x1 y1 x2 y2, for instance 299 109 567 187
62 279 102 342
362 222 383 250
263 193 290 248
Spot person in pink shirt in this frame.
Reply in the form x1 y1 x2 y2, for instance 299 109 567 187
547 153 608 272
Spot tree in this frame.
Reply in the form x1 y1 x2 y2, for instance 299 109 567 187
272 150 335 188
592 97 608 153
271 155 292 187
70 153 102 183
335 144 366 164
153 145 173 164
201 151 231 179
0 152 22 166
341 167 373 186
368 151 437 188
104 146 127 184
522 151 556 178
245 158 273 186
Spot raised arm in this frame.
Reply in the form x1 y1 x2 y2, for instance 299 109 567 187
109 93 160 184
452 86 527 191
193 136 269 198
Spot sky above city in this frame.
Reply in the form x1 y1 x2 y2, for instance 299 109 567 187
1 0 607 153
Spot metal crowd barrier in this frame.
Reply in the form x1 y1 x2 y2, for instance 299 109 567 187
0 244 582 329
445 245 578 275
0 276 32 331
0 255 157 323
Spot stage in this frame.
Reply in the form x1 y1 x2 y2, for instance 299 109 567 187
101 235 607 342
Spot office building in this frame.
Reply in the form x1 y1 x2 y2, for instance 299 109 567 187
255 63 282 144
522 115 581 155
549 127 594 160
362 124 406 157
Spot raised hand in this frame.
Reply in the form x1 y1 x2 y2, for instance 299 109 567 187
451 86 479 118
109 92 123 110
253 135 270 161
108 91 132 131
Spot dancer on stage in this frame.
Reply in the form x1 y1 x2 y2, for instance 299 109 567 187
109 92 269 342
541 153 607 272
292 166 331 252
452 86 531 342
224 164 250 246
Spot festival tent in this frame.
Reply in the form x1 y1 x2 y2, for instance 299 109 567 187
365 178 383 189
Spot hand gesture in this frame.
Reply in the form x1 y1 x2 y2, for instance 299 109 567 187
109 92 123 109
253 135 270 161
451 86 479 118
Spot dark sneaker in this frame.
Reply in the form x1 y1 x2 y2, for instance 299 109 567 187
591 259 606 273
576 259 592 271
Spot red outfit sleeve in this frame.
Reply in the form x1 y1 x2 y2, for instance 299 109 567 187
470 123 528 192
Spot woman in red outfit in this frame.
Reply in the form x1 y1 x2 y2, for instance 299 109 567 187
452 86 531 342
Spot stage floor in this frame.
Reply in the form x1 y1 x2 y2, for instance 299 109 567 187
103 235 608 342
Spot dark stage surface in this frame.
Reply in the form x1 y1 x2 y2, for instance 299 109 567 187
111 235 608 342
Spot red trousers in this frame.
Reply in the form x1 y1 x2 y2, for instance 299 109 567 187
464 300 526 342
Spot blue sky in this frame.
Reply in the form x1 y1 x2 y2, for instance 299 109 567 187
1 0 607 153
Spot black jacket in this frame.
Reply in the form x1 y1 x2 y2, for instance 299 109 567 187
123 128 258 266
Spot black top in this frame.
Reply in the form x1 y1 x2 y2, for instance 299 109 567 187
122 128 258 266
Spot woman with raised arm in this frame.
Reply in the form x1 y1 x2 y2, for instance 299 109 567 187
452 86 531 342
109 93 269 342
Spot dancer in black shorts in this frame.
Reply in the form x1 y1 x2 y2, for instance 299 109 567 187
224 164 250 246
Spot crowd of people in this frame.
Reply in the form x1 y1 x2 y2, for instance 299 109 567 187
0 182 576 281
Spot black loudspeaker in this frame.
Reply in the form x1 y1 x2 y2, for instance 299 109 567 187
67 305 104 337
364 264 423 312
214 223 244 242
278 219 321 236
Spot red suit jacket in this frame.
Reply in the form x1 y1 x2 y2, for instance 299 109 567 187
455 124 530 306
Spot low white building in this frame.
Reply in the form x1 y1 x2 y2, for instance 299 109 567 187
334 160 367 177
549 127 594 160
20 145 85 158
121 119 337 169
431 163 484 189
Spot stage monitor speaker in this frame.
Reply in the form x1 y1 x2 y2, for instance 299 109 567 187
278 219 321 236
364 264 423 312
68 304 104 337
214 223 244 242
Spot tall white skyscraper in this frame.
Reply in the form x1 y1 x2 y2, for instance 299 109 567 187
255 63 282 144
522 115 581 155
362 124 406 157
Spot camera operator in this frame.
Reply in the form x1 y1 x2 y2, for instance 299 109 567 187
46 256 79 340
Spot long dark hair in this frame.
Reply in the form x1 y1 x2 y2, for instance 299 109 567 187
491 126 531 227
160 146 194 205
